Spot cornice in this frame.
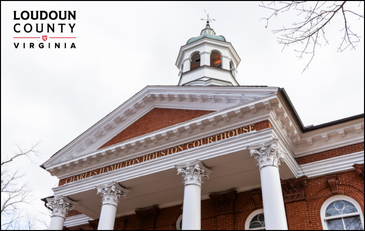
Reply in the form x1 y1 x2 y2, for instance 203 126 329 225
269 95 364 157
268 102 301 154
298 151 364 178
293 120 364 157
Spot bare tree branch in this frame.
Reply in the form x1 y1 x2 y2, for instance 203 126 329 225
1 142 48 230
1 142 41 166
259 1 364 72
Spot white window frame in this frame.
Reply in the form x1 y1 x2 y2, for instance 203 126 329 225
176 214 182 230
321 195 364 230
245 208 265 230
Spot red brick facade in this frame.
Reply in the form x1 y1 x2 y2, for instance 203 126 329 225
296 143 364 165
99 108 215 149
65 170 364 230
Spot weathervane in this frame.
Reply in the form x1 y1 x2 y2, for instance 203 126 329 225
201 10 215 24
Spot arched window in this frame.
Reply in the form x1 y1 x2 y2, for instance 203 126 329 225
210 51 222 68
176 214 182 230
321 195 364 230
190 52 200 71
245 209 265 230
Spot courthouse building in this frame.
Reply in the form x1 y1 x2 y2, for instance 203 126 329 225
41 20 364 230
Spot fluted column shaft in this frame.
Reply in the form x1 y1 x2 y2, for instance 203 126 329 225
250 141 288 230
176 160 211 230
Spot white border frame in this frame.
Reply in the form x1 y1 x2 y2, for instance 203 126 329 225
320 195 364 230
245 208 264 230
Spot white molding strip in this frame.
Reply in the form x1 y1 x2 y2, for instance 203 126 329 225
299 151 364 178
64 214 93 228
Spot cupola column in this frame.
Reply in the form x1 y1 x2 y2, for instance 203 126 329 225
96 181 129 230
176 160 211 230
200 51 211 66
222 55 230 70
46 196 78 230
249 141 288 230
183 58 191 73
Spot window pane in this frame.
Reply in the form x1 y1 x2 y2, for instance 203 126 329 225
327 219 345 230
326 208 341 217
343 216 363 230
344 207 358 214
327 200 359 217
327 218 344 230
343 201 358 214
327 202 336 210
258 214 265 222
250 221 263 228
250 214 265 228
335 200 346 210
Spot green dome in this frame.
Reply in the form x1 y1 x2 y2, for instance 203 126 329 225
186 23 227 44
186 34 226 44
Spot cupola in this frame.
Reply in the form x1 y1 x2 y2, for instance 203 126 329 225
176 19 241 86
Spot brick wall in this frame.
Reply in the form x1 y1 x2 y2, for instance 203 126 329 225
296 142 364 165
65 169 363 230
99 108 214 149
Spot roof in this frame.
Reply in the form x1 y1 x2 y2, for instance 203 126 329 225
186 33 226 44
186 23 227 44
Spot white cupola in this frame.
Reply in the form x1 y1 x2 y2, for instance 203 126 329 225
175 20 241 86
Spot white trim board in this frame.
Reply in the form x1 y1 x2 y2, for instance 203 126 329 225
298 151 364 178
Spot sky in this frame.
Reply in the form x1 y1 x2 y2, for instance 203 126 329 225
1 1 364 229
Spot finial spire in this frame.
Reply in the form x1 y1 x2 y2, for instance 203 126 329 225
201 10 215 25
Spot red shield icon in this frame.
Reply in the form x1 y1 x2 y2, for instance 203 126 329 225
42 35 47 41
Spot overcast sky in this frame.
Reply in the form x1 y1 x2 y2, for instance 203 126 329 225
1 1 364 228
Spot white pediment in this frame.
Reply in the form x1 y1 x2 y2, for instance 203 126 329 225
43 85 279 169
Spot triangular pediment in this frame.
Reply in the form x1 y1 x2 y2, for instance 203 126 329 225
98 108 214 149
43 85 278 169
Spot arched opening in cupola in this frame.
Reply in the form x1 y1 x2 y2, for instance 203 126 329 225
190 52 201 71
210 51 222 68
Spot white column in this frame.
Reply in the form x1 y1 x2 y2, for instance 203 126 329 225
183 58 191 72
46 196 78 230
200 51 211 66
176 160 211 230
250 141 288 230
96 181 129 230
221 56 230 70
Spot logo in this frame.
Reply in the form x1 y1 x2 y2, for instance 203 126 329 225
12 10 77 49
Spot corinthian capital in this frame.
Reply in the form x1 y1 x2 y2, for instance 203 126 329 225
249 140 285 169
176 160 212 187
96 181 129 207
46 196 78 219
